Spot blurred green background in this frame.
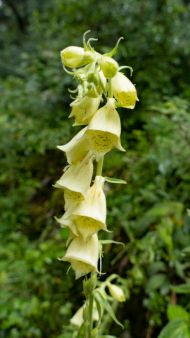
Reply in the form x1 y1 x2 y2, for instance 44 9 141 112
0 0 190 337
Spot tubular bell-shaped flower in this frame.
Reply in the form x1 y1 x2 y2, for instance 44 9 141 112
54 154 93 198
71 176 107 240
111 72 138 109
70 96 101 125
86 98 125 154
62 234 99 279
57 128 89 164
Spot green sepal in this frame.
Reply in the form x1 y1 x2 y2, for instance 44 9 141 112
104 177 127 184
119 65 133 76
83 30 91 51
95 291 124 328
75 321 86 338
104 37 124 57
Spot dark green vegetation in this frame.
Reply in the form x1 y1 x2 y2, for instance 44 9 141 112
1 0 190 337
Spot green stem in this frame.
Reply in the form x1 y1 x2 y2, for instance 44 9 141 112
96 156 104 176
85 157 104 338
87 283 94 338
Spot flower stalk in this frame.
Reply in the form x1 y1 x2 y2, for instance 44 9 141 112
55 31 138 337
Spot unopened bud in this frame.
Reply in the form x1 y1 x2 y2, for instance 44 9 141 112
108 283 126 302
111 72 138 109
99 56 119 78
60 46 94 68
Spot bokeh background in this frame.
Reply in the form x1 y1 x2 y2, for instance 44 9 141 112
1 0 190 337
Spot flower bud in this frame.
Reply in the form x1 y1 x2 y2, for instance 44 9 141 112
60 47 94 68
99 56 119 78
54 155 93 198
72 176 107 240
62 234 99 279
70 302 99 327
70 304 84 327
107 283 126 302
111 72 138 109
86 98 125 154
70 96 101 125
57 127 89 164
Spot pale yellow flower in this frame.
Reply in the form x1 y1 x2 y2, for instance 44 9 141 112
70 96 101 125
86 98 125 154
54 155 93 198
55 212 78 236
57 127 89 164
111 72 138 109
60 46 94 68
107 283 126 302
64 188 84 211
72 176 107 240
70 303 99 327
62 234 99 279
99 56 119 78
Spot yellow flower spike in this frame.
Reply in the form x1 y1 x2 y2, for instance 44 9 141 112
111 71 138 109
99 56 119 78
70 303 99 327
54 154 93 198
62 234 99 279
60 46 94 68
107 283 126 302
72 176 107 240
57 127 89 164
70 95 101 125
86 98 125 154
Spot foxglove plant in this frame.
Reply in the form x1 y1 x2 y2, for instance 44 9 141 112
55 31 138 338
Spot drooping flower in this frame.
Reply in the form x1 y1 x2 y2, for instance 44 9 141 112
62 233 99 279
107 283 126 302
70 96 101 125
71 176 107 240
57 127 89 164
111 72 138 109
54 154 93 198
86 98 125 154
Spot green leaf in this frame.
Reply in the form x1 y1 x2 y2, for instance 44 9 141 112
94 291 124 328
94 294 103 320
172 284 190 294
158 320 190 338
167 304 189 321
100 240 125 247
146 274 169 291
104 177 127 184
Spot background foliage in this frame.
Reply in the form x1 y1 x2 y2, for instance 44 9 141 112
0 0 190 337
